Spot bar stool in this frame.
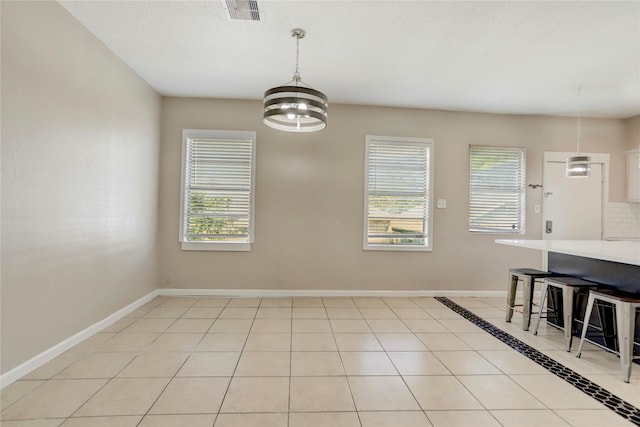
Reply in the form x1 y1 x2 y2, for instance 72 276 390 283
576 288 640 383
506 268 562 331
533 276 599 351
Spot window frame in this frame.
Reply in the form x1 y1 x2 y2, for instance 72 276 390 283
179 129 256 251
468 144 526 234
363 135 434 252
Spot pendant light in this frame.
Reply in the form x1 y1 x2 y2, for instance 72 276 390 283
263 28 328 132
566 87 591 178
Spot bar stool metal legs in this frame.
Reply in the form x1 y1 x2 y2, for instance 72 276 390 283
576 295 595 357
506 273 519 323
617 302 637 384
533 280 549 336
561 286 577 351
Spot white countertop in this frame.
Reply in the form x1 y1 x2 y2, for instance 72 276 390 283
495 239 640 266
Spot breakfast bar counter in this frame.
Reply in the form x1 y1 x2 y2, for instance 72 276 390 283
496 239 640 294
495 239 640 266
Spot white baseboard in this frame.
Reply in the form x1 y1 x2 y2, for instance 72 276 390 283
159 288 508 298
0 290 159 390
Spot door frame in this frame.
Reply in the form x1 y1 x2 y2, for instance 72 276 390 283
541 151 609 267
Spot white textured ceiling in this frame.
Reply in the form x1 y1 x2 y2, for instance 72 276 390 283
59 0 640 118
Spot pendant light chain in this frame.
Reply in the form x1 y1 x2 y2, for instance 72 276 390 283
293 30 302 84
293 36 300 84
577 86 582 154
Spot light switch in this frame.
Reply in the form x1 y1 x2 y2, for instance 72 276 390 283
437 199 447 209
534 204 540 213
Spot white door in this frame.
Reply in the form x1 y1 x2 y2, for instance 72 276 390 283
542 152 608 241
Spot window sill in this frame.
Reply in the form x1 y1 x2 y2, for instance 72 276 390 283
363 244 432 252
181 241 251 252
469 230 526 235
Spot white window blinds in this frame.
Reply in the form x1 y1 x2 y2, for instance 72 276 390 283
181 130 256 250
364 136 433 250
469 145 526 233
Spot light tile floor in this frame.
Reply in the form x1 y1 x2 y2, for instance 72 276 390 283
1 295 639 426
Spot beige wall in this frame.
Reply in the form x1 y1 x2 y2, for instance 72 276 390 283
159 98 627 292
626 115 640 150
1 1 161 373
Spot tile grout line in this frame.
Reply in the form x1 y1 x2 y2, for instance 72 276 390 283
133 296 212 427
326 297 364 427
198 298 238 427
214 297 261 421
377 298 440 424
288 299 293 427
436 297 640 426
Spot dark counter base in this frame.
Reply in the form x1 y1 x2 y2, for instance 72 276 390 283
548 252 640 295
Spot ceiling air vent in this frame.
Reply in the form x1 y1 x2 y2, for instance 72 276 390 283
224 0 261 21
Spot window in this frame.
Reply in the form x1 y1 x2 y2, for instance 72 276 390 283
364 135 434 251
469 145 526 233
180 129 256 251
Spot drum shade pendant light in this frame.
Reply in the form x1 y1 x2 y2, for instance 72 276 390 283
263 28 328 132
566 87 591 178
